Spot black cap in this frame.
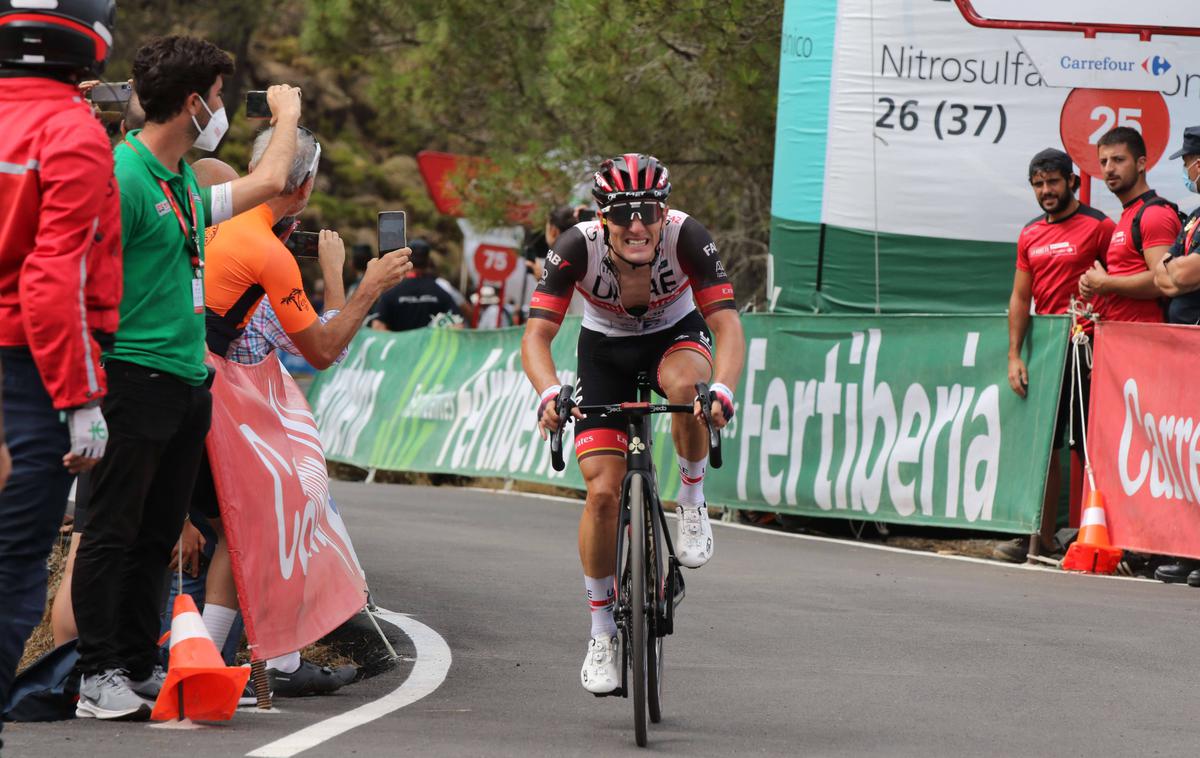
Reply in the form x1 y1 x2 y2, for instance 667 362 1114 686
1168 126 1200 160
1028 148 1073 180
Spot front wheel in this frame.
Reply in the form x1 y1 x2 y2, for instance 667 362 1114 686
628 473 649 747
647 492 664 724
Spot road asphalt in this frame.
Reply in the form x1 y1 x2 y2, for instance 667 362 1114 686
6 482 1200 757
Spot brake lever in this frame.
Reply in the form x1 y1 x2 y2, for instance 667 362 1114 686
694 382 723 469
549 384 575 471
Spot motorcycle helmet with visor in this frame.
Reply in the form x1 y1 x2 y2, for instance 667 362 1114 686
0 0 116 77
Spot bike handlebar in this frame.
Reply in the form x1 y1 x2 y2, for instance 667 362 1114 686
547 382 723 471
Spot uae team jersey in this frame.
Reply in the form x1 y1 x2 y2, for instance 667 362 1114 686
1094 190 1181 324
529 210 736 336
1016 204 1114 318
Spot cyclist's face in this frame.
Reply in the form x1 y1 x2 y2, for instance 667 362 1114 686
605 206 666 265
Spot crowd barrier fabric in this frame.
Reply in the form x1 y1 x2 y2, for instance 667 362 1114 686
308 314 1068 533
1088 321 1200 559
207 353 368 660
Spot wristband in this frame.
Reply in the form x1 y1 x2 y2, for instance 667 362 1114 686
537 384 562 419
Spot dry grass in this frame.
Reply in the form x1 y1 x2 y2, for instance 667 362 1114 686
17 536 68 672
18 535 358 675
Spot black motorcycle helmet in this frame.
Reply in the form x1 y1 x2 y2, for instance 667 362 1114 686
0 0 116 77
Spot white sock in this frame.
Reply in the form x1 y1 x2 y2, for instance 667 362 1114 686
678 456 707 505
585 575 617 638
267 651 301 673
201 604 238 650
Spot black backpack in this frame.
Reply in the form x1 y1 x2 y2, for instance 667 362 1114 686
1131 194 1188 256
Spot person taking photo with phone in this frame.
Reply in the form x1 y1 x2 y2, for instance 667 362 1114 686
194 134 410 695
69 35 314 722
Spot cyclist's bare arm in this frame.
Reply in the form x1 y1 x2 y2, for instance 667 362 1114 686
524 227 588 435
677 218 742 427
521 317 582 436
703 309 744 427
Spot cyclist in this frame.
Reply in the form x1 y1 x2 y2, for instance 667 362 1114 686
521 154 744 694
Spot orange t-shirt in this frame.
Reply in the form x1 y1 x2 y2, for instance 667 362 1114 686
203 205 316 355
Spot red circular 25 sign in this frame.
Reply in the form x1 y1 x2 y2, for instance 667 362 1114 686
1060 88 1170 178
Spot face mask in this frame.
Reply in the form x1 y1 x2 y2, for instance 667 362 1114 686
191 96 228 152
1185 161 1199 194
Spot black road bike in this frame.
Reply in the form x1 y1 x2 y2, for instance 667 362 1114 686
549 376 722 747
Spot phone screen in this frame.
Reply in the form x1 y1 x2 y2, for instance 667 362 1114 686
378 211 407 254
89 81 131 105
245 90 270 119
284 231 320 259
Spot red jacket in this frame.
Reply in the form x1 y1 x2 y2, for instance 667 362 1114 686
0 76 121 409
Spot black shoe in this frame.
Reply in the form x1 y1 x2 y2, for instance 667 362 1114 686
1188 569 1200 588
1154 560 1198 583
268 660 357 698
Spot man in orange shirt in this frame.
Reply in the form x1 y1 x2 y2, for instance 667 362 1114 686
194 131 410 695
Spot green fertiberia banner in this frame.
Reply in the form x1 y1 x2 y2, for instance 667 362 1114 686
309 314 1068 533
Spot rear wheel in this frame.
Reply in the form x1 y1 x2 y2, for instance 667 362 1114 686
628 474 649 747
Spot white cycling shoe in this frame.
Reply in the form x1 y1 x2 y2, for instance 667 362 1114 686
580 635 620 694
676 503 714 568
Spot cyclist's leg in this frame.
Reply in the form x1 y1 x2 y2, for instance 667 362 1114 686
652 314 716 567
575 328 636 693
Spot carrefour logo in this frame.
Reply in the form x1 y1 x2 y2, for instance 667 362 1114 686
1142 55 1172 76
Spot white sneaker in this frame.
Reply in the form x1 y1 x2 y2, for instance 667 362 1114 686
76 669 152 721
676 503 713 568
580 635 620 694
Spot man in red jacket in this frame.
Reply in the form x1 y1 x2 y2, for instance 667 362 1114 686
0 0 119 738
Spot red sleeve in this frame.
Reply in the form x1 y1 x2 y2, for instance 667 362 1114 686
1140 204 1183 250
1095 217 1115 259
676 217 736 318
1015 233 1031 273
529 226 586 325
19 110 114 409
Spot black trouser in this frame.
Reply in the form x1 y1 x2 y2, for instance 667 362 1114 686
73 359 212 680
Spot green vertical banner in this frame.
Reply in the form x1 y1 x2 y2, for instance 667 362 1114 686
310 314 1067 533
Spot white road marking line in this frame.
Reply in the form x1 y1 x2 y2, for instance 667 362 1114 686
245 609 451 758
465 486 1153 583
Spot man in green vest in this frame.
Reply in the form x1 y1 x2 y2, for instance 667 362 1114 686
72 34 305 721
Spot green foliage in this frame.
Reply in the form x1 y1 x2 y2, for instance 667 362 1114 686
107 0 781 302
303 0 781 302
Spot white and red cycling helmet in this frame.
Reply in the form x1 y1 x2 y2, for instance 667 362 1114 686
591 153 671 209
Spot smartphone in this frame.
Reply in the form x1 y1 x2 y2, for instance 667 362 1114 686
89 81 131 105
378 211 407 254
245 90 270 119
284 230 320 260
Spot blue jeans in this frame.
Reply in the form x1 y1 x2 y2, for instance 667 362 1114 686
0 349 73 731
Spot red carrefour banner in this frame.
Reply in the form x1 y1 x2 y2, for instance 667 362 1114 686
1089 321 1200 560
206 354 368 660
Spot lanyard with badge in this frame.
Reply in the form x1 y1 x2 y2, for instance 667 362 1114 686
156 178 205 313
124 136 205 313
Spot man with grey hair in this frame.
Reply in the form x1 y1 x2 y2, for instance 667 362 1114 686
197 140 411 695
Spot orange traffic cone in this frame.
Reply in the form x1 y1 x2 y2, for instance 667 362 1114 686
1061 489 1123 574
150 594 249 722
